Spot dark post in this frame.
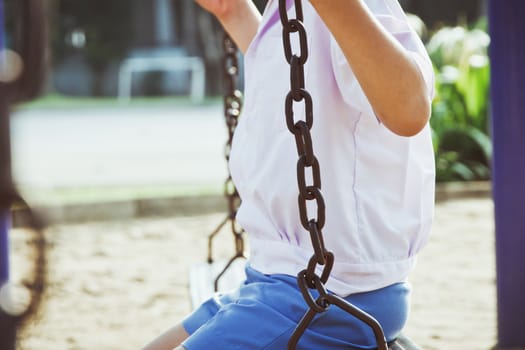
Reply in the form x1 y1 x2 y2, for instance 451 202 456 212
0 0 8 291
0 63 16 350
0 65 16 350
1 0 16 345
0 212 8 287
0 214 16 350
1 0 46 347
489 1 525 349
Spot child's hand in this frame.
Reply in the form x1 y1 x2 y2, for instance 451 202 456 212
194 0 247 21
194 0 261 53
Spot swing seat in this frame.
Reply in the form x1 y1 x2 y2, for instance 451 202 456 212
389 334 421 350
189 258 246 309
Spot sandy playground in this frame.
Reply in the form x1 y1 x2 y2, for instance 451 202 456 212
9 197 496 350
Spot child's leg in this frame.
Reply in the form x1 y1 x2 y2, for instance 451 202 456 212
180 267 410 350
143 267 410 350
141 323 189 350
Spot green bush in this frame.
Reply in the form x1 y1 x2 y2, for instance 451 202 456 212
427 23 491 182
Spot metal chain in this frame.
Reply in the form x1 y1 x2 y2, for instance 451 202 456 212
278 2 389 349
0 0 47 343
206 32 245 292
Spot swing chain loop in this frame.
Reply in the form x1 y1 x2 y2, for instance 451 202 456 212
307 221 327 266
297 268 331 313
282 21 308 64
298 186 326 232
279 0 330 261
290 56 305 100
207 32 244 292
207 32 246 291
306 252 333 285
293 122 315 166
285 90 313 134
223 35 240 93
279 1 389 349
206 32 245 284
296 155 321 198
279 0 304 27
279 0 334 339
224 176 241 217
222 32 245 257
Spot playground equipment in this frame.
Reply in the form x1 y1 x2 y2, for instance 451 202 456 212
117 51 206 104
277 1 387 348
0 0 47 349
190 32 247 308
2 1 524 349
489 1 525 349
194 2 525 348
190 1 421 348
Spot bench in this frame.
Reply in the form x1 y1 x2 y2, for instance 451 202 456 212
117 55 205 103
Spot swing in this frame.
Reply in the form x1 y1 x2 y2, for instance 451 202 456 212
190 1 422 349
0 0 47 349
189 32 247 309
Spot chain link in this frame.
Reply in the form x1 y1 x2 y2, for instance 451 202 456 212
278 2 389 349
0 2 48 345
206 32 245 292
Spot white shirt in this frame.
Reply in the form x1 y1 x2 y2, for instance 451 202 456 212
229 0 435 295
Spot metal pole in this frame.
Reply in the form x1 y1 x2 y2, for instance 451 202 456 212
0 0 46 347
0 212 16 350
489 1 525 349
0 0 10 291
0 70 16 350
154 0 175 46
0 212 8 286
0 0 16 345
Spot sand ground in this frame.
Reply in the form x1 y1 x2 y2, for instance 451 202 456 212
10 197 496 350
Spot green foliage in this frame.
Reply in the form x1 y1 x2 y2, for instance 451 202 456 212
427 22 491 182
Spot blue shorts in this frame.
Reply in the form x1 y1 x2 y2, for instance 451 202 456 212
183 266 410 350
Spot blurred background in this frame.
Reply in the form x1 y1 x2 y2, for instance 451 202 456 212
8 0 492 207
2 1 500 349
45 0 487 98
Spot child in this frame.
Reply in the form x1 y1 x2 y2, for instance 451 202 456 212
143 0 435 349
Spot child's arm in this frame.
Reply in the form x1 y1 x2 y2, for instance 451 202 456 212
195 0 261 53
309 0 431 137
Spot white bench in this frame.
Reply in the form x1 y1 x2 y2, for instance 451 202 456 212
117 55 205 103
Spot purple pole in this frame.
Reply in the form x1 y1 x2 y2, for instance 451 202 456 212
1 1 16 349
0 0 9 288
0 0 4 51
0 209 14 350
489 1 525 348
0 212 15 350
0 212 8 289
0 212 7 285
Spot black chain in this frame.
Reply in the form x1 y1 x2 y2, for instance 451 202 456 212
278 2 389 349
206 32 245 292
0 0 47 344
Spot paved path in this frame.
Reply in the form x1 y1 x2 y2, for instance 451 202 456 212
11 103 228 190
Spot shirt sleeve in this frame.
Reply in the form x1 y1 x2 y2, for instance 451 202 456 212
329 0 435 118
